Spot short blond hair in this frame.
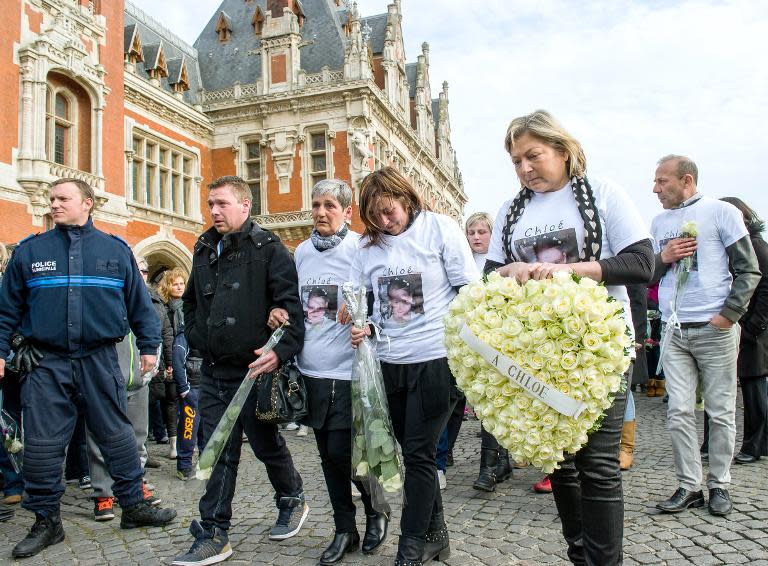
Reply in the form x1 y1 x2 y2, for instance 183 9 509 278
504 110 587 178
465 212 493 235
208 175 252 207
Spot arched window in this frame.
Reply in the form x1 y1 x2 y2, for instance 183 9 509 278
46 90 74 166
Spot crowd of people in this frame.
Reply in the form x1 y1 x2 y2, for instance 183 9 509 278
0 109 766 566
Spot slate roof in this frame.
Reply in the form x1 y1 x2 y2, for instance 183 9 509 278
166 57 187 85
406 62 417 98
193 0 347 92
124 1 203 106
360 13 387 55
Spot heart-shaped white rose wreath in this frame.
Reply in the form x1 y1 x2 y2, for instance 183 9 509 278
445 271 631 473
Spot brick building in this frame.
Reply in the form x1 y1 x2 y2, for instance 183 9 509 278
0 0 466 276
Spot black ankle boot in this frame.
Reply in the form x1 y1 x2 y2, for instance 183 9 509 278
12 512 65 558
422 512 450 563
362 511 389 554
394 534 424 566
320 531 360 565
496 448 512 483
473 448 498 492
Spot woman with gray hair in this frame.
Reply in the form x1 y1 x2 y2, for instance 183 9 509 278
485 110 654 565
270 179 389 565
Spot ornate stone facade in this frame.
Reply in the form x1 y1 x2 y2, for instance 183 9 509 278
0 0 466 263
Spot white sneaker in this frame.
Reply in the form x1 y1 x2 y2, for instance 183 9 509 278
437 470 447 490
284 422 299 431
296 425 308 437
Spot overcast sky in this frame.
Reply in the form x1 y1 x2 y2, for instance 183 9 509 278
130 0 768 228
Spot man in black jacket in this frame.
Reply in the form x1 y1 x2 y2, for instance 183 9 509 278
174 176 306 566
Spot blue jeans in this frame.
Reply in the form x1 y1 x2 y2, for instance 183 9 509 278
177 388 203 471
550 366 631 566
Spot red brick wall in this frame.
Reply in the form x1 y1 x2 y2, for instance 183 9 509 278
100 0 125 197
271 54 287 84
264 144 303 213
0 1 21 164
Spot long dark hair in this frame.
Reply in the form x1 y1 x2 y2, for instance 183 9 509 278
720 197 765 236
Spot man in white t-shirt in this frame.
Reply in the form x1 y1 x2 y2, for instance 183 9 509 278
650 155 759 517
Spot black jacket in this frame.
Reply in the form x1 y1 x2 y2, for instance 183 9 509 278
149 288 173 372
738 235 768 378
183 219 304 375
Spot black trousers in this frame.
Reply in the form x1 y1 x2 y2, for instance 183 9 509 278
550 367 630 566
382 358 459 539
445 392 466 453
149 379 178 438
197 368 303 531
315 427 376 532
480 425 501 450
740 376 768 457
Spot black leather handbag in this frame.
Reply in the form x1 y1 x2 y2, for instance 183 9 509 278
253 361 309 425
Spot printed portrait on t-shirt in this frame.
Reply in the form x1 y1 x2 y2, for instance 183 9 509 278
301 284 338 329
659 237 699 271
514 228 579 264
378 274 426 330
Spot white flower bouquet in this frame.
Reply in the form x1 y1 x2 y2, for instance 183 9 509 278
195 323 288 480
343 283 403 507
0 390 23 473
445 271 631 473
658 220 698 372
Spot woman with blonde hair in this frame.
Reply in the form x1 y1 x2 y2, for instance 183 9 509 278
485 110 653 565
350 167 478 565
153 267 187 459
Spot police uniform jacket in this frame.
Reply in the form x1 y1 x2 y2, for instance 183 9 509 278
0 218 161 359
183 218 304 375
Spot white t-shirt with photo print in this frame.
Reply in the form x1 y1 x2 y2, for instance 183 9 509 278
651 195 748 323
350 211 479 364
486 177 651 338
295 231 361 380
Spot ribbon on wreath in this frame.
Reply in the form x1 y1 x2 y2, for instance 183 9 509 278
459 324 588 418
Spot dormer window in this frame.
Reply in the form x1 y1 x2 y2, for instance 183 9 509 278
124 24 144 65
167 57 190 95
143 42 168 81
252 6 265 36
216 11 233 42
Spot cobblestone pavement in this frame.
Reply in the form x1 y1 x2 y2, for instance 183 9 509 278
2 393 768 565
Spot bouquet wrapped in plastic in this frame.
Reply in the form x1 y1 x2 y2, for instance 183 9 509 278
343 283 403 510
196 323 288 480
657 220 698 373
0 390 23 473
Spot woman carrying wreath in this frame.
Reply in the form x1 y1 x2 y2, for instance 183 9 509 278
485 110 654 565
270 179 390 565
350 167 477 566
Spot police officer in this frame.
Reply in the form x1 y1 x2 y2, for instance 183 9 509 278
0 178 177 559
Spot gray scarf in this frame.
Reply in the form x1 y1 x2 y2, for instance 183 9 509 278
311 222 349 252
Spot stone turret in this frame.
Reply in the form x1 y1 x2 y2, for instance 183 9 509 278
343 2 373 80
